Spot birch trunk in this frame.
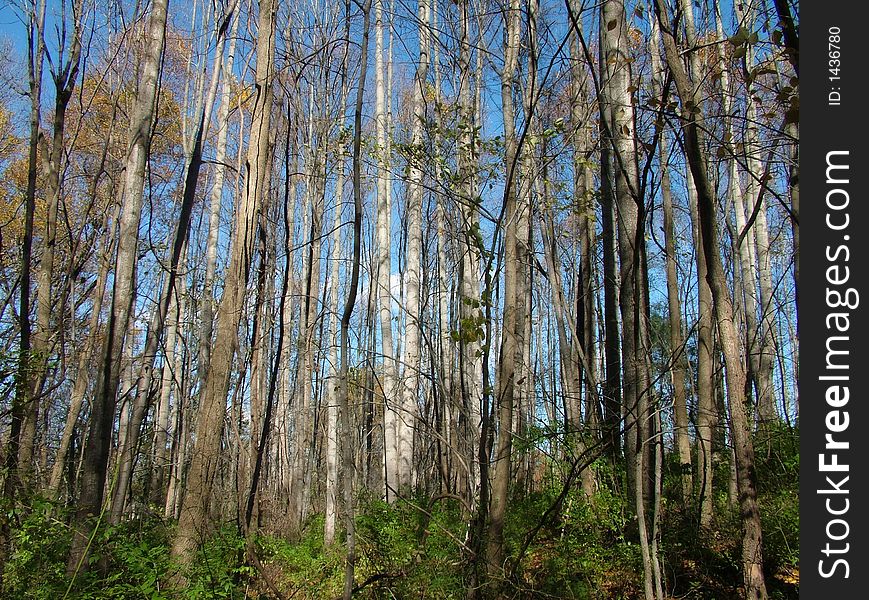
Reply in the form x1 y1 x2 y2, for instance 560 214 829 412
325 7 352 543
399 0 429 495
373 0 399 500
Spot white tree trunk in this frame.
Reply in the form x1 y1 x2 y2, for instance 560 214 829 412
374 0 399 501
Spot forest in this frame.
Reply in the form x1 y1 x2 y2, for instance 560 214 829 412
0 0 799 598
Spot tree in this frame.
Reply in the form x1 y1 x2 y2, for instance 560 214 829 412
67 0 169 576
654 1 769 596
171 0 277 572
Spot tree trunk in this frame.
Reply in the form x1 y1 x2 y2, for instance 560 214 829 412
108 1 232 524
601 0 652 523
48 204 115 498
654 2 768 596
399 0 429 494
373 0 399 501
171 0 276 571
487 0 522 582
341 2 370 595
649 11 692 508
25 3 82 482
200 5 242 374
67 0 168 577
5 0 45 502
324 5 352 543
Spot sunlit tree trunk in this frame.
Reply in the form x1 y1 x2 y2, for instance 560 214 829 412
456 0 483 505
399 0 429 494
324 6 352 543
567 3 600 443
735 0 777 426
655 2 768 596
487 0 521 582
649 10 691 508
341 2 370 595
67 0 169 576
171 0 276 571
201 5 242 374
372 0 399 501
601 2 657 594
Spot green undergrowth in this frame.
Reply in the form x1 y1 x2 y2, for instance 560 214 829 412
1 429 798 599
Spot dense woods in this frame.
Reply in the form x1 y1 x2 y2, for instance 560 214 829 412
0 0 799 598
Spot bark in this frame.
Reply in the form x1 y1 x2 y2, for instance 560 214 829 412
430 3 459 497
654 2 768 596
399 0 430 494
599 143 622 461
487 0 522 582
171 0 276 571
67 0 169 577
246 196 284 533
48 10 121 500
649 11 691 508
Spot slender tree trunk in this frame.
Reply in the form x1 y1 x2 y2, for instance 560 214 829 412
649 12 691 508
171 0 276 571
201 5 242 374
487 0 521 582
654 3 768 596
568 4 599 441
373 0 399 501
399 0 429 494
325 5 352 544
341 3 370 595
456 0 482 505
48 203 116 497
67 0 169 576
149 286 181 507
25 2 83 481
5 0 45 503
601 0 651 521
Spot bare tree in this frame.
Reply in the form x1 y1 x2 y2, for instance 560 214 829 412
171 0 277 572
